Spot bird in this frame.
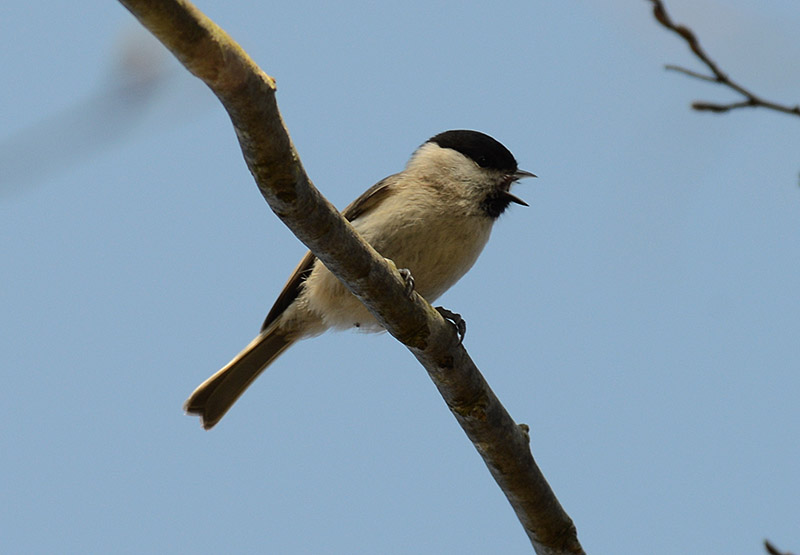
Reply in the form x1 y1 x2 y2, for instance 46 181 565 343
184 129 534 429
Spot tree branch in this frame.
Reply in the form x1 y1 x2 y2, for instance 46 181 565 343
117 0 583 552
648 0 800 117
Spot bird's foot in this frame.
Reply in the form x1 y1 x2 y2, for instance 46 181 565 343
398 268 415 298
435 306 466 344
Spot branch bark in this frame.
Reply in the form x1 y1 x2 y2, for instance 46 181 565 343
648 0 800 117
117 1 583 552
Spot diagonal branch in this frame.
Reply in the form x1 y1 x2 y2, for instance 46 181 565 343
648 0 800 117
117 0 583 553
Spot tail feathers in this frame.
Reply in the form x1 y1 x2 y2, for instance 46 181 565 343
184 326 294 430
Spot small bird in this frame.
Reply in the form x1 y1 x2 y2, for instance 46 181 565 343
185 130 534 429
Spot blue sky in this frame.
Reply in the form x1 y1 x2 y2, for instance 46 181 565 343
2 1 799 553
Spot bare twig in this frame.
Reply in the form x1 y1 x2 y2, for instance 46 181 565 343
765 539 796 555
117 0 583 553
648 0 800 117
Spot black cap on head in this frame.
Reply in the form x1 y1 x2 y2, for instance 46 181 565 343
428 130 518 173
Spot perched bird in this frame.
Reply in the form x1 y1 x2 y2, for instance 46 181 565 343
185 130 534 429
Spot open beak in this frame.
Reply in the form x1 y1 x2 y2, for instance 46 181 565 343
502 169 536 207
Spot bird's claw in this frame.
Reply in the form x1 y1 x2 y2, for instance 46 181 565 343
398 268 415 298
435 306 466 344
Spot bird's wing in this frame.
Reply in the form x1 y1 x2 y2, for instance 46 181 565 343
340 173 399 221
260 174 400 331
261 249 316 331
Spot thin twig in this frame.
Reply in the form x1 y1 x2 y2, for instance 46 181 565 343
648 0 800 117
765 539 796 555
664 64 717 83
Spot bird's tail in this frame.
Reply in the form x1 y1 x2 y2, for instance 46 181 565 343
184 323 295 429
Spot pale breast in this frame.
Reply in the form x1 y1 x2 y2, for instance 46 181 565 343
302 187 493 330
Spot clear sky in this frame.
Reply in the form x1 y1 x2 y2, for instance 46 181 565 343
2 1 799 553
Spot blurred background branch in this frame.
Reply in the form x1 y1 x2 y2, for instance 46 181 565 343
0 29 180 197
